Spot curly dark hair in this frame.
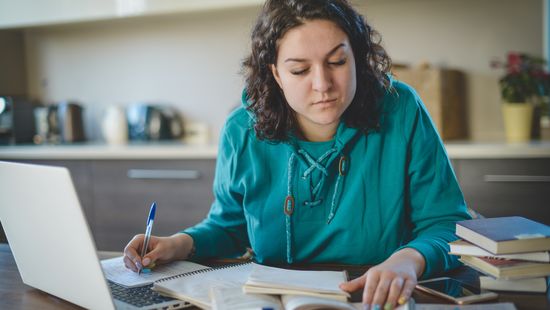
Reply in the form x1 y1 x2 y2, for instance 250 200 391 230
242 0 392 142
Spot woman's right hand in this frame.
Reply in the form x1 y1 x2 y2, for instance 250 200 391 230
123 233 194 272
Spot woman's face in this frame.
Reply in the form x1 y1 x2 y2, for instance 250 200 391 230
271 19 356 141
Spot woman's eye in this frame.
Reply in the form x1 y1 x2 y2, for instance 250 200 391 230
329 59 346 66
291 68 309 75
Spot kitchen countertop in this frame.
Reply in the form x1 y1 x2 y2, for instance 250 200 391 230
0 142 218 160
444 141 550 159
1 141 550 160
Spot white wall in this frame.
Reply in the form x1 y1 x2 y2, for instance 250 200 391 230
24 0 544 142
25 6 260 142
360 0 543 141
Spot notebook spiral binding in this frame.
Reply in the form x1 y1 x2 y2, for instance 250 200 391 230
155 262 252 283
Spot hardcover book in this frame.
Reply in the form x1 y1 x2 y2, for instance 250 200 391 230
455 217 550 254
479 276 547 293
459 256 550 279
449 239 550 262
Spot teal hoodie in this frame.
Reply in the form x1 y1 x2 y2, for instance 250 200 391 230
183 80 471 278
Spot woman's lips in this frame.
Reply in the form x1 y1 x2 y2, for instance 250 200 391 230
314 98 337 105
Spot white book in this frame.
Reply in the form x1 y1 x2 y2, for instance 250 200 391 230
449 240 550 263
210 285 413 310
243 263 350 302
479 276 547 293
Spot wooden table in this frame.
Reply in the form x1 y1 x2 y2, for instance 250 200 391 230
1 243 548 309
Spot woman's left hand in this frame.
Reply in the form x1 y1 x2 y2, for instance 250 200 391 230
339 248 425 310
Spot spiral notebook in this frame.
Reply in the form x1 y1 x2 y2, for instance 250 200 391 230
152 262 253 309
101 256 210 288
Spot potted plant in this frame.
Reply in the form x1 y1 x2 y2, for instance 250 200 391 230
491 52 549 143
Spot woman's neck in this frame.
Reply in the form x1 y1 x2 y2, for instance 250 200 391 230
297 121 339 142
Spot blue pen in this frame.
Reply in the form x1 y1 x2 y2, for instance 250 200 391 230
138 202 156 275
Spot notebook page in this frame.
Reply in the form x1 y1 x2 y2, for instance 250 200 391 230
246 263 347 294
101 256 209 287
153 263 253 308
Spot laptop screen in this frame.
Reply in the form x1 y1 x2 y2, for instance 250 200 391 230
0 161 116 309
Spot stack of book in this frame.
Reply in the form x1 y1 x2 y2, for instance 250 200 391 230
450 216 550 293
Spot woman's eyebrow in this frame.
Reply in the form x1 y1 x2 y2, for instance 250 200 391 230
284 43 346 63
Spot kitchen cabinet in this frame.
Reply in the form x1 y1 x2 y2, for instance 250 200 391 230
453 158 550 225
91 159 214 251
2 142 550 249
0 0 264 29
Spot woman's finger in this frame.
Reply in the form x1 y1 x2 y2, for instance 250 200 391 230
370 273 392 309
385 277 405 309
123 255 138 272
397 278 417 305
339 274 366 293
362 271 380 306
124 234 144 269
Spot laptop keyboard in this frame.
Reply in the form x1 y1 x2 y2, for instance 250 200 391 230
108 281 179 308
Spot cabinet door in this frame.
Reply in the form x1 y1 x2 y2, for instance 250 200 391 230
91 160 215 251
457 159 550 225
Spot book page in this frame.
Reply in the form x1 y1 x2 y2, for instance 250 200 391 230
283 295 357 310
246 263 348 295
101 256 209 287
153 263 253 308
211 285 282 310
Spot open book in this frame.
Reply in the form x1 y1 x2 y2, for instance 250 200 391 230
101 256 209 288
211 285 358 310
243 263 350 301
211 285 415 310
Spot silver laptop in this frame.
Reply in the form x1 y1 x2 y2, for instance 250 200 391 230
0 161 188 310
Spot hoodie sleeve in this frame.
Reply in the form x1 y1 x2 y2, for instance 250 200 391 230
181 118 250 260
396 85 472 279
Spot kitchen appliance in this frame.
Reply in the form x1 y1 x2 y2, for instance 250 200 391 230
46 102 86 143
126 104 184 141
0 96 36 145
58 102 86 143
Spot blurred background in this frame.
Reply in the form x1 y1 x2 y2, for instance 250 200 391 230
0 0 549 250
0 0 546 143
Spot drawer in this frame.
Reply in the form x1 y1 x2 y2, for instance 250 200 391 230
91 159 215 250
456 159 550 225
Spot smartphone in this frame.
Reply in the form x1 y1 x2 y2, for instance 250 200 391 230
416 277 498 304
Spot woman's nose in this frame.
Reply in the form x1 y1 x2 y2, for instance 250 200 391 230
312 67 332 92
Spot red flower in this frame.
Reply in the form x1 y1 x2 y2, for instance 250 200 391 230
507 52 522 74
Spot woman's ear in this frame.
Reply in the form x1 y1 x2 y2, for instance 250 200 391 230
271 64 283 89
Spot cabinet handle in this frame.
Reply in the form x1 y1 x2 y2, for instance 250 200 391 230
484 175 550 183
127 169 200 180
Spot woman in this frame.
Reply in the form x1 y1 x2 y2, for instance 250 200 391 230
124 0 471 308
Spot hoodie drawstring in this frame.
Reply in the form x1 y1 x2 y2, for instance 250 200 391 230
284 153 297 263
283 148 348 264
